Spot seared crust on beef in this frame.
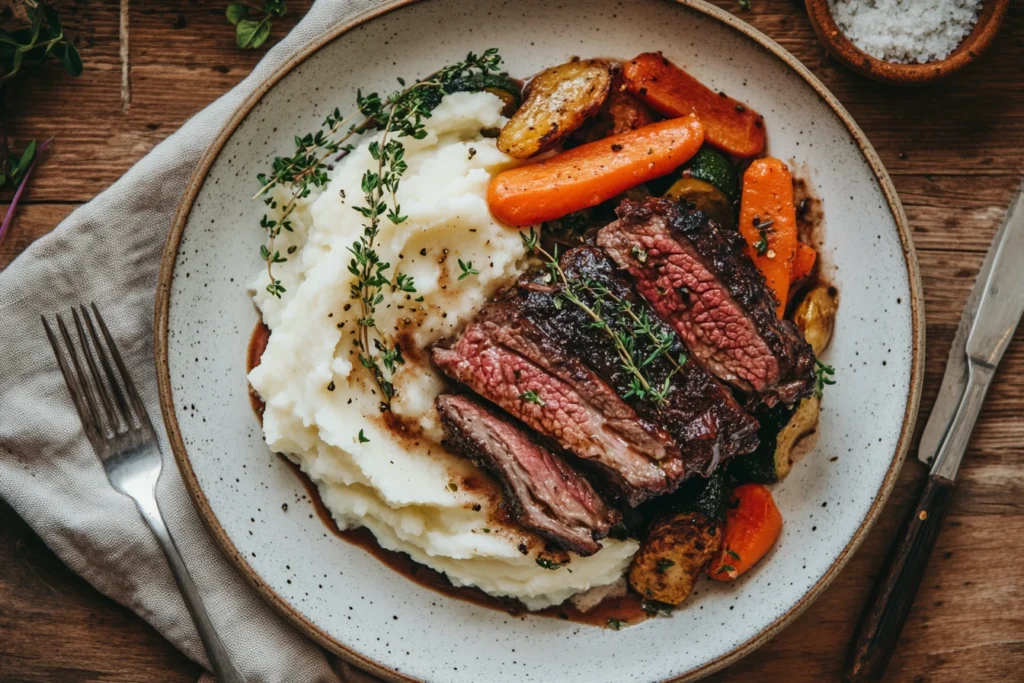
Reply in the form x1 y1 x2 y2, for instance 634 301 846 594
597 198 816 405
437 394 619 556
515 246 760 478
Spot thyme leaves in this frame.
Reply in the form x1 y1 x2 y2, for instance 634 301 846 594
813 360 836 398
520 228 685 407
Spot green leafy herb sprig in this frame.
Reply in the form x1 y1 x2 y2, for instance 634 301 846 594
813 360 835 398
521 228 687 406
226 0 286 50
254 49 504 410
0 0 82 82
0 2 81 251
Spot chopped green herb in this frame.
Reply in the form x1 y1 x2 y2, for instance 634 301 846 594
727 549 742 562
631 245 649 263
519 390 545 407
655 558 676 574
715 564 736 575
457 258 480 281
738 0 751 11
357 429 370 443
641 600 674 617
753 234 769 256
607 618 626 630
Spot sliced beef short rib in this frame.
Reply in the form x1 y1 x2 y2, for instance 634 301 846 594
431 302 682 506
597 198 815 405
436 394 620 556
516 246 760 478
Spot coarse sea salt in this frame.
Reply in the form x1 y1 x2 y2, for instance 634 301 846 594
829 0 983 64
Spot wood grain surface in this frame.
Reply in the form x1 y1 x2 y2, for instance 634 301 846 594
1 1 1022 681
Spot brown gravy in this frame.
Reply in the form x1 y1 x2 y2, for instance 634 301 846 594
246 321 649 628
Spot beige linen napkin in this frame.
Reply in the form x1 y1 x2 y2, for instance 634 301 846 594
0 1 389 681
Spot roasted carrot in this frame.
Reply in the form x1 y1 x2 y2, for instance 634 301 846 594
487 115 704 227
738 158 798 317
707 484 783 581
622 52 765 158
791 242 818 283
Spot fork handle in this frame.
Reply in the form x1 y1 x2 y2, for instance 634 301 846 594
134 489 246 683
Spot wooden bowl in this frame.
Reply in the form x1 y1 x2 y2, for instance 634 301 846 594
805 0 1010 84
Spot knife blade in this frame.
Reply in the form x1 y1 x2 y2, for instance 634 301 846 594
916 236 991 465
926 181 1024 479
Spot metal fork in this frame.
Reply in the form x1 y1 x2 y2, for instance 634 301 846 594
43 304 245 683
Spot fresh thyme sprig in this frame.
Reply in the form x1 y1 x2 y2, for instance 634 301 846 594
813 360 835 398
521 228 686 406
254 49 504 410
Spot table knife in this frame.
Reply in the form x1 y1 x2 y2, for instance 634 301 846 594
844 180 1024 683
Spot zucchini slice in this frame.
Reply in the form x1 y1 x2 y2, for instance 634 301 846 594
446 72 523 116
683 146 741 207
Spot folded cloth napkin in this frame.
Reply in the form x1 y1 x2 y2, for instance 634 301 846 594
0 2 393 681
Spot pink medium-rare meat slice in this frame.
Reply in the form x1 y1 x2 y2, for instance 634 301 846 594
515 246 760 478
431 307 681 506
436 394 619 556
597 198 815 405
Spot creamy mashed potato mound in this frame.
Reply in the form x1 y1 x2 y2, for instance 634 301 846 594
249 92 637 610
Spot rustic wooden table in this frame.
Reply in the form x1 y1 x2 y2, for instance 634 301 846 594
1 1 1022 681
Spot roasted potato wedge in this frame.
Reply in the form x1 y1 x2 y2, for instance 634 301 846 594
498 59 612 159
793 286 838 356
628 510 722 606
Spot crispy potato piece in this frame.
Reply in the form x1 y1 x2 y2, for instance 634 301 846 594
498 59 612 159
628 510 722 606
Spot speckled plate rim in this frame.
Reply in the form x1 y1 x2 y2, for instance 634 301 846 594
155 1 925 680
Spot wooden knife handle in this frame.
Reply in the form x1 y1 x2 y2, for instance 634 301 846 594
843 473 955 683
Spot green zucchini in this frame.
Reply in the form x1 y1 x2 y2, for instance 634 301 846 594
683 146 740 207
446 73 522 116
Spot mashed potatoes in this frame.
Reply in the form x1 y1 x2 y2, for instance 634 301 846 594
249 92 637 610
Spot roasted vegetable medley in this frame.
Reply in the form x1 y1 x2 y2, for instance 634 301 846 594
474 51 836 614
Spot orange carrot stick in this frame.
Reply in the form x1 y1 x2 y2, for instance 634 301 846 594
791 242 818 283
738 158 798 317
707 484 783 581
488 115 704 227
622 52 765 158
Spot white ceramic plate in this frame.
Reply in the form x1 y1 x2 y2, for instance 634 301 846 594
156 1 924 680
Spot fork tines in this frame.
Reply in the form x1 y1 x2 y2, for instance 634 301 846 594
42 304 150 452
